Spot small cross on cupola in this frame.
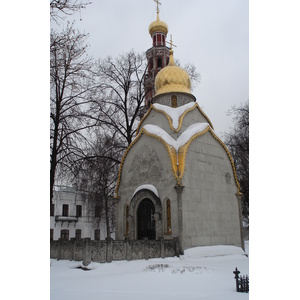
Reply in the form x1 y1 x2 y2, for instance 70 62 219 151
154 0 162 14
166 34 177 50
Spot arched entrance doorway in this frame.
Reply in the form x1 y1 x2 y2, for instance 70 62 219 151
137 199 156 240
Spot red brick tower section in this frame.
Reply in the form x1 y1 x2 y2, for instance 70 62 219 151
144 7 170 110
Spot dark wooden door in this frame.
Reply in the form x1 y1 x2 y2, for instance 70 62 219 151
137 199 155 240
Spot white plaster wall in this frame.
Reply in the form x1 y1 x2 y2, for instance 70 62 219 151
51 190 110 241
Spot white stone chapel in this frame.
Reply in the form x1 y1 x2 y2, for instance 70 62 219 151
114 7 243 254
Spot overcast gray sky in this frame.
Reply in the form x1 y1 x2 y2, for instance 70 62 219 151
52 0 249 136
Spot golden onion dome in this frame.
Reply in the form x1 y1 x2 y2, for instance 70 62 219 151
155 49 192 96
149 12 168 36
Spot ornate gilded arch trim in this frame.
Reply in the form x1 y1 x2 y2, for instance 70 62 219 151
115 125 240 198
136 103 214 135
114 128 176 198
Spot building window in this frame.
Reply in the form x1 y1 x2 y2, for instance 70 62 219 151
157 34 161 45
75 229 81 240
153 35 156 46
50 203 54 216
171 95 177 108
125 205 129 237
61 229 69 240
50 229 54 241
95 205 101 218
157 57 162 69
76 205 82 217
95 229 100 240
62 204 69 216
166 199 172 234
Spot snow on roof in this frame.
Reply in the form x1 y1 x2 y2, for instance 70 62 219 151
133 184 159 198
153 102 195 129
143 122 210 152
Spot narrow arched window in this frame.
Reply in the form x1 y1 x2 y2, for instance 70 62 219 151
166 199 172 234
75 229 81 240
157 34 161 45
94 229 100 240
153 35 156 46
125 205 129 237
171 95 177 108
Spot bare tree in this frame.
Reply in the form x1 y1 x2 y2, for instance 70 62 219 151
50 23 96 204
50 0 92 22
224 101 249 225
91 50 149 147
175 60 201 89
74 132 121 238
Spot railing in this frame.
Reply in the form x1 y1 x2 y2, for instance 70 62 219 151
233 267 249 293
54 215 78 222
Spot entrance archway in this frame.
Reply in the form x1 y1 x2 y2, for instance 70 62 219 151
137 199 155 240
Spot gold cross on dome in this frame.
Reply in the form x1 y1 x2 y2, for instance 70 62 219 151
154 0 162 13
167 34 177 50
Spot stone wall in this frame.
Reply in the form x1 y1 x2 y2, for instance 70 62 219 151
50 237 179 266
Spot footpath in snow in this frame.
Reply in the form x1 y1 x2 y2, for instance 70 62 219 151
50 243 249 300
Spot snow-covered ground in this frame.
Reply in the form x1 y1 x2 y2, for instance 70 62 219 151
50 242 249 300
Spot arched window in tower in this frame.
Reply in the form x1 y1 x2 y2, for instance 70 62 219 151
162 35 165 45
157 57 162 69
166 199 172 234
153 35 156 46
157 34 161 45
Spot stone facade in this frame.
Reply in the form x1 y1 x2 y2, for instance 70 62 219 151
115 91 243 253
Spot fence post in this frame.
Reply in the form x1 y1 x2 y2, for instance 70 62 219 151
125 238 131 261
83 238 91 266
233 267 240 292
70 238 75 261
57 238 62 260
143 238 149 260
174 237 180 257
106 237 113 263
160 238 164 258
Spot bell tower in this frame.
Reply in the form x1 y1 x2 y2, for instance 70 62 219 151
144 1 170 109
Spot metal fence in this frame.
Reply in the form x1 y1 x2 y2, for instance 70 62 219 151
233 267 249 293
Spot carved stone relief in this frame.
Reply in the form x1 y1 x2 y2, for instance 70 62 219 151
129 145 163 186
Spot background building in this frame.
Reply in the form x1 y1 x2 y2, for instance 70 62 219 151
50 185 113 241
